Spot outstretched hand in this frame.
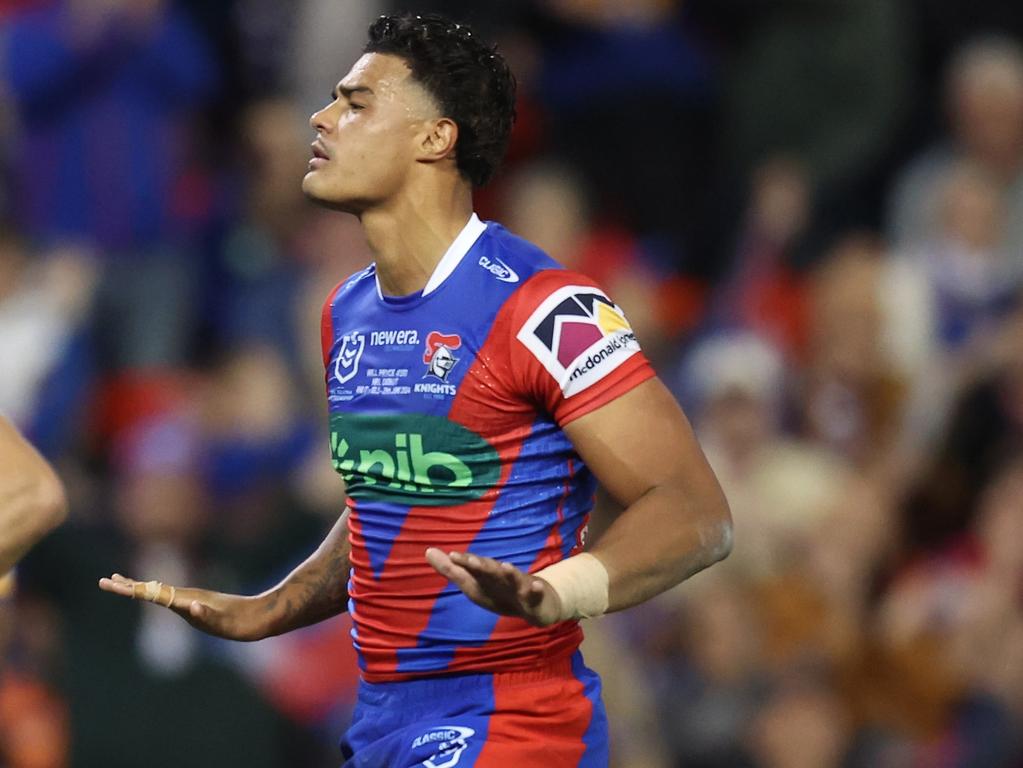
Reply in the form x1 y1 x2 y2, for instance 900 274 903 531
425 549 563 627
98 573 268 641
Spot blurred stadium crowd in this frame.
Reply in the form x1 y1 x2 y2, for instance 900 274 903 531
1 0 1023 766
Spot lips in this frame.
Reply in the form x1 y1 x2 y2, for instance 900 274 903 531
311 141 330 161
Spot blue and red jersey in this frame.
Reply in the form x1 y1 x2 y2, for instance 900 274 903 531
320 214 654 683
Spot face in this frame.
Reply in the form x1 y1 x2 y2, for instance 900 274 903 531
303 53 443 213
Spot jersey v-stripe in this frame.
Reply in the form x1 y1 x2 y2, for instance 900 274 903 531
320 219 654 682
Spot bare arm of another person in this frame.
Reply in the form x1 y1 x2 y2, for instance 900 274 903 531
98 508 353 641
0 416 68 573
427 378 732 625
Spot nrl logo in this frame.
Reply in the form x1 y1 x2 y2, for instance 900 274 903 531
334 332 366 384
422 331 462 382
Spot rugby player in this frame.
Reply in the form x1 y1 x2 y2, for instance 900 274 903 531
100 13 732 766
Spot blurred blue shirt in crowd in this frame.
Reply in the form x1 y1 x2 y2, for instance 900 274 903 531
5 1 217 252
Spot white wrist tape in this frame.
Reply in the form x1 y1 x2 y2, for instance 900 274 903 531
535 553 609 621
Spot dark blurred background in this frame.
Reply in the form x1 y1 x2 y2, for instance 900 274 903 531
1 1 1023 766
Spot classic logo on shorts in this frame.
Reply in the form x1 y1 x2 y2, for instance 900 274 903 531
411 725 475 768
333 332 366 384
329 413 500 506
516 285 640 397
422 331 462 381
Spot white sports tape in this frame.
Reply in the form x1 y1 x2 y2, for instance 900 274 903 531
534 553 609 621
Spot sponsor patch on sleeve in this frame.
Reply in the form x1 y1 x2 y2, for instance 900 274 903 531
516 285 642 397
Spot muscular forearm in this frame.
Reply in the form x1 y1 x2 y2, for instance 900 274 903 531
589 482 732 613
256 509 352 638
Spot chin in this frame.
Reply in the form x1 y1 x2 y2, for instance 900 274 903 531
302 173 338 206
302 181 359 214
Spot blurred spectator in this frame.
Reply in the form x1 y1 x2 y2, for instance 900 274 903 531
656 577 767 768
502 160 680 360
288 0 386 119
748 674 853 768
799 236 910 482
708 156 812 360
4 0 218 369
18 398 295 767
199 344 323 588
889 35 1023 265
208 99 315 360
0 229 97 452
875 455 1023 766
682 332 857 581
710 0 910 219
891 162 1021 362
531 0 719 268
901 323 1023 554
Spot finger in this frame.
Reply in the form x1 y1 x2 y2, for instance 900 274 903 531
498 561 525 589
425 547 454 574
450 551 498 574
98 577 134 597
477 558 528 596
112 577 177 609
425 548 488 605
452 552 510 586
522 578 548 607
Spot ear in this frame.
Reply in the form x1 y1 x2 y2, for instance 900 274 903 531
417 117 459 164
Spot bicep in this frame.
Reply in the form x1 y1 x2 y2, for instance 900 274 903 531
563 377 720 508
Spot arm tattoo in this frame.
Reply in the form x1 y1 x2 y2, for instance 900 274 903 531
265 511 352 636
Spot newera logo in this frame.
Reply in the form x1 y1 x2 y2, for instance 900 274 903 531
331 432 472 492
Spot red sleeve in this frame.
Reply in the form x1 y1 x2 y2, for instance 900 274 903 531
320 279 346 368
506 269 656 427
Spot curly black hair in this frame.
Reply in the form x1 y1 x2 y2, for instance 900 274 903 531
364 13 517 187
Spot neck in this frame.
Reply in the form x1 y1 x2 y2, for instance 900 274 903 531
359 181 474 296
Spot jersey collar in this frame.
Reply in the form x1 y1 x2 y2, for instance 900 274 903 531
375 213 487 301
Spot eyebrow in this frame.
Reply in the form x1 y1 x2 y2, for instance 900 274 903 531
332 83 374 100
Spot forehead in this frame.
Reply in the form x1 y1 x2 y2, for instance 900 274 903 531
340 53 413 94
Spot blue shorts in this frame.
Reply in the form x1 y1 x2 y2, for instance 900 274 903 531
340 651 608 767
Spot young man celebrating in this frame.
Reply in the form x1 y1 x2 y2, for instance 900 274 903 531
100 13 731 766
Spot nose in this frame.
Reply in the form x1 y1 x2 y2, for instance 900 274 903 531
309 102 335 134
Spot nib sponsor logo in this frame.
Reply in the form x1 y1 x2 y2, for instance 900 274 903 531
329 413 499 505
516 285 641 397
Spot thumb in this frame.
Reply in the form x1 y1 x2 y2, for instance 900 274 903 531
523 578 547 606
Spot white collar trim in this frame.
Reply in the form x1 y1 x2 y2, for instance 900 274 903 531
423 212 487 295
374 213 487 300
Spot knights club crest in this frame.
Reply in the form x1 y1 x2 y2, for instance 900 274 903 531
422 331 462 381
334 332 366 384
